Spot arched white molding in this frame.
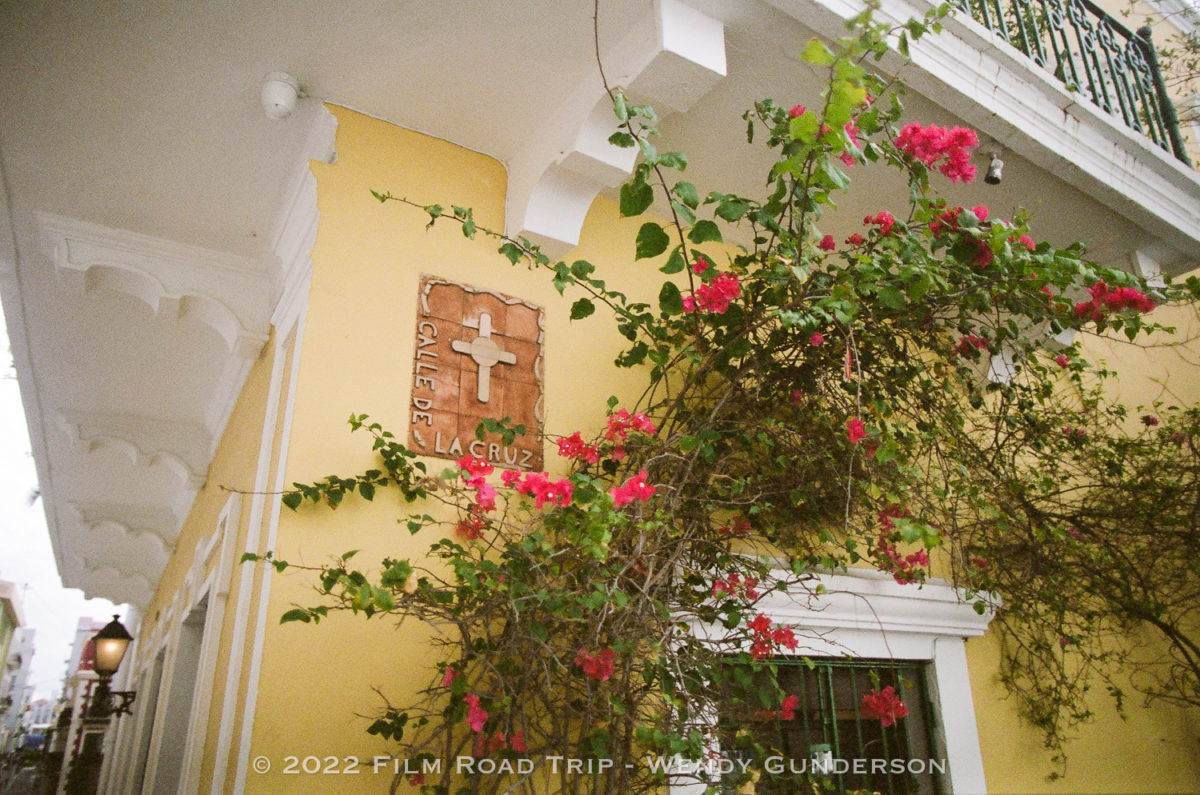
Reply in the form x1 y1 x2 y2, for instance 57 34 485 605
68 501 182 550
506 0 726 256
58 411 214 478
76 561 155 607
69 433 204 491
83 519 172 565
59 262 267 357
37 211 271 356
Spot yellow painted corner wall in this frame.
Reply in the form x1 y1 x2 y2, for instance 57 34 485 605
969 282 1200 793
969 629 1200 793
246 105 657 793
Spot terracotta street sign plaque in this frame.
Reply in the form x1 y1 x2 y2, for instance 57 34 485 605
409 274 544 470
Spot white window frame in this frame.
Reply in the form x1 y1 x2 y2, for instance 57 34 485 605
678 567 995 794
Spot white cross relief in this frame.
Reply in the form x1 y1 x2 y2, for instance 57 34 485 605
451 312 516 403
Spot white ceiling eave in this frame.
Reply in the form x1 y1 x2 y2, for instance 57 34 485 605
17 214 274 606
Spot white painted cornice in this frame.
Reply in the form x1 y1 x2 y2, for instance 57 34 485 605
58 411 214 480
67 501 182 547
269 168 320 334
38 212 272 356
266 105 334 322
506 0 727 256
689 567 995 660
72 561 155 608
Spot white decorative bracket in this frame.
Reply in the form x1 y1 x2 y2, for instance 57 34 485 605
506 0 726 256
38 212 271 358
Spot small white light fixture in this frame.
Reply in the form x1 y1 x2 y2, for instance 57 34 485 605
984 151 1004 185
261 71 300 120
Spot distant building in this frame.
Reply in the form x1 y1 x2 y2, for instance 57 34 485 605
22 697 58 752
43 619 107 795
0 627 36 751
0 583 24 685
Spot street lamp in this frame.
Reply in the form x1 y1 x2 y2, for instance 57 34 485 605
88 615 137 718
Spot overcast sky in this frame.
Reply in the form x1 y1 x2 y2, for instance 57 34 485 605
2 309 116 701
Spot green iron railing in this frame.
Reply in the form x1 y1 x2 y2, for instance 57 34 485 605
957 0 1192 165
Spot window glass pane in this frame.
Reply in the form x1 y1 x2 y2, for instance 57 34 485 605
719 659 943 794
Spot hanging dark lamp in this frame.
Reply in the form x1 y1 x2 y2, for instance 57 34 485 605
88 615 137 718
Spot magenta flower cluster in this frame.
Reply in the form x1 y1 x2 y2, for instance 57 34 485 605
893 123 978 182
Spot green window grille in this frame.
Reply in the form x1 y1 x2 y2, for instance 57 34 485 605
720 658 945 794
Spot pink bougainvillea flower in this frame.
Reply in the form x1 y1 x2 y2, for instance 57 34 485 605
533 477 572 509
1055 354 1070 368
893 123 978 182
575 648 617 681
463 693 489 732
971 238 994 268
846 417 867 444
746 612 798 660
954 334 989 358
474 482 497 512
505 470 573 509
685 272 742 314
971 205 988 222
407 773 425 786
692 257 711 274
864 211 896 235
818 234 836 251
861 686 908 726
788 104 806 118
719 517 752 537
556 431 600 464
711 572 761 601
840 122 861 167
779 694 800 721
611 469 656 507
605 409 657 441
809 331 825 346
456 455 494 481
1074 281 1155 321
1142 414 1159 427
845 232 864 245
1017 234 1036 251
456 513 487 540
874 534 929 585
441 666 459 687
509 730 528 753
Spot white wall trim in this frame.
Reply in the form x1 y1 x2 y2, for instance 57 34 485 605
232 296 308 793
176 493 240 793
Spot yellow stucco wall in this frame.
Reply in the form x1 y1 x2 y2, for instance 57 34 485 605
245 105 655 793
970 290 1200 792
230 104 1200 793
